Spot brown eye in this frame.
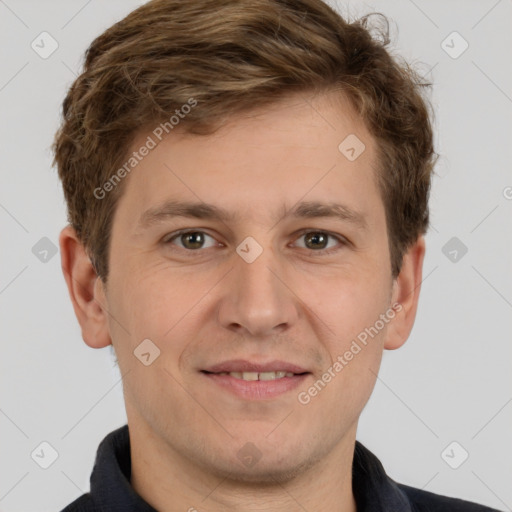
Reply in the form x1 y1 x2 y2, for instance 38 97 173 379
164 231 217 250
304 232 329 250
293 231 346 254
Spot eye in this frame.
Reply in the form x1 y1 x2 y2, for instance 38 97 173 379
162 229 347 255
162 230 219 251
292 230 347 254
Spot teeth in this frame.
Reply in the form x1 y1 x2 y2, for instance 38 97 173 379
260 371 286 380
223 371 295 381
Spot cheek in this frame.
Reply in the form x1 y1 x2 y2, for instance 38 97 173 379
301 265 391 342
297 277 390 421
303 271 391 409
112 268 212 354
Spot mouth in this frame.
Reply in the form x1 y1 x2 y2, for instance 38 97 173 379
202 370 307 381
200 360 311 400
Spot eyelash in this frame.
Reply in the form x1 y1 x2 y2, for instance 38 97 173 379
162 229 348 256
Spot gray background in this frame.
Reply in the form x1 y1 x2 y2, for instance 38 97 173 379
1 0 511 511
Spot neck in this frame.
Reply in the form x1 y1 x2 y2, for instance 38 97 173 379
129 420 358 512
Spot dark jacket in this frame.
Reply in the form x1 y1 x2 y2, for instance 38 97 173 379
59 425 501 511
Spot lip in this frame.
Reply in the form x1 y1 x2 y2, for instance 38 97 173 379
201 372 310 400
202 359 309 374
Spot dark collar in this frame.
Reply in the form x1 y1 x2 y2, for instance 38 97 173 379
83 424 412 512
88 425 156 511
352 440 412 511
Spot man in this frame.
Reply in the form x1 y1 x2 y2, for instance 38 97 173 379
53 0 500 510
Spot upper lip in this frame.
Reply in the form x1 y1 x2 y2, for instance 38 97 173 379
202 359 310 374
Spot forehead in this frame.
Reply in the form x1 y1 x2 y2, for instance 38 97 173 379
111 91 382 231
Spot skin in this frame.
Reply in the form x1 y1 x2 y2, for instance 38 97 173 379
60 90 425 512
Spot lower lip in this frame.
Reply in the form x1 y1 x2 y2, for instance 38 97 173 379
201 372 310 400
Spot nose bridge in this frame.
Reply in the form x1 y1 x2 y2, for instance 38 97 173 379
217 237 298 336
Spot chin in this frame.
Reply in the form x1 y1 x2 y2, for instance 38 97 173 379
204 447 323 485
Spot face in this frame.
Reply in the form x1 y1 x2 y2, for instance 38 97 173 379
87 91 414 482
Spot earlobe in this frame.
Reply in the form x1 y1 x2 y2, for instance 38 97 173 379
59 225 112 349
384 236 426 350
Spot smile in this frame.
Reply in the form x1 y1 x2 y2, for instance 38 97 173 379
214 371 297 381
201 371 310 400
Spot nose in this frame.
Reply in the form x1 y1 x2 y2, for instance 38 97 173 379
216 243 299 338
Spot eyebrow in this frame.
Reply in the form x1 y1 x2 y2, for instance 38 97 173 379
136 200 369 231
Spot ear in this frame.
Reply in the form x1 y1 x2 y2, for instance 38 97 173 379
384 236 426 350
59 225 111 349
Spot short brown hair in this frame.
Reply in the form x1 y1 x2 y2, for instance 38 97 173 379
52 0 436 282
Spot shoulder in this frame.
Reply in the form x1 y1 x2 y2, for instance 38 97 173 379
58 493 94 512
397 483 502 512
